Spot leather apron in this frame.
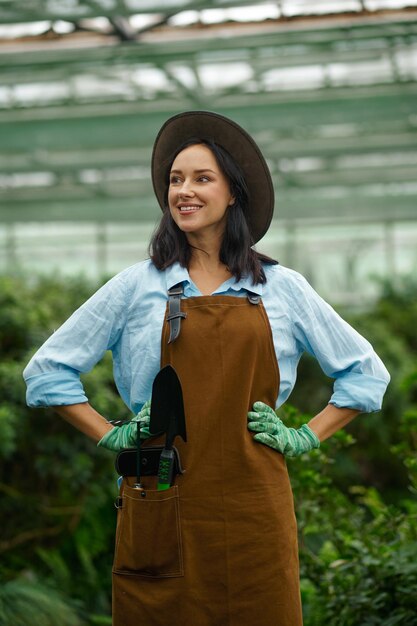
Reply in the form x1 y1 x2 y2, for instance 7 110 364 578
112 293 303 626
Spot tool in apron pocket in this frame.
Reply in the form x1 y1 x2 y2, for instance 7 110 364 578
149 365 187 490
114 366 186 489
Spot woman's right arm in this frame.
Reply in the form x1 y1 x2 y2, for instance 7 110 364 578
52 402 113 442
23 272 128 411
23 264 160 451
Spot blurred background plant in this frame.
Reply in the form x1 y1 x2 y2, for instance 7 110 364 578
0 275 121 625
1 273 416 624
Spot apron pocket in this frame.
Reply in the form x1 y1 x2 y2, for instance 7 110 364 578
113 483 184 578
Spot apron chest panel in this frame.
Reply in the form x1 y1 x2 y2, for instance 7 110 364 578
113 294 303 626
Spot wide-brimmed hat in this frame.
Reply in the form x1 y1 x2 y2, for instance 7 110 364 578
151 110 274 244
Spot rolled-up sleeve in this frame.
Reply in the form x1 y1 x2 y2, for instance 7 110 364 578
290 274 390 413
23 273 127 407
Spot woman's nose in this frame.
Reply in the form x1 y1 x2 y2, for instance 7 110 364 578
178 180 195 197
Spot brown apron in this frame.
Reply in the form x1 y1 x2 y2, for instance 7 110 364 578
112 294 303 626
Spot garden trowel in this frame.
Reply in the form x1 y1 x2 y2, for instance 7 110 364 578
150 365 187 491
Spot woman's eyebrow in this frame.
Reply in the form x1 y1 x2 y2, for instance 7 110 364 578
170 168 216 174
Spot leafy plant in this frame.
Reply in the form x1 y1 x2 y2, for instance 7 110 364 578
0 577 81 626
282 404 417 625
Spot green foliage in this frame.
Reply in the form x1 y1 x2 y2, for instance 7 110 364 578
291 276 417 500
374 275 417 353
391 371 417 496
281 404 417 625
0 274 95 361
0 274 122 624
0 577 81 626
1 272 416 624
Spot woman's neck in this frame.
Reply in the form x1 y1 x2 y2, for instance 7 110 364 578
186 230 221 260
188 249 232 295
186 231 233 294
189 250 222 272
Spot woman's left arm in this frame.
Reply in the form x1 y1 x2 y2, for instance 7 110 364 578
289 272 391 416
308 405 360 442
248 269 390 457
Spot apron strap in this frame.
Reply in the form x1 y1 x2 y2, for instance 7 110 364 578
167 283 187 344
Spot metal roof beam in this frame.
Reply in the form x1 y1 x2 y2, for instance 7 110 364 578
1 121 417 174
1 0 276 24
1 82 415 128
2 44 414 85
2 18 417 73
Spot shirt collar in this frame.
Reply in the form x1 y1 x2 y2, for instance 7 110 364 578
164 262 263 296
226 274 263 296
165 263 191 292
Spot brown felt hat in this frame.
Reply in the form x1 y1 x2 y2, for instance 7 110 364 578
151 111 275 244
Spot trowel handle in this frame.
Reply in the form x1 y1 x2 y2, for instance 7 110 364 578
157 448 175 491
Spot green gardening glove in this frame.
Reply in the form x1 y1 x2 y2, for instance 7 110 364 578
97 400 152 452
247 401 320 457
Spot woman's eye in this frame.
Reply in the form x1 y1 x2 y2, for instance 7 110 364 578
169 174 210 184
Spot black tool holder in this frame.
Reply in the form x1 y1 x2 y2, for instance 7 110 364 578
115 445 184 478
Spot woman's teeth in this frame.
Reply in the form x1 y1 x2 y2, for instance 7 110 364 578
179 206 201 212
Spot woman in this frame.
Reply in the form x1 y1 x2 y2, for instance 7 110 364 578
23 111 390 626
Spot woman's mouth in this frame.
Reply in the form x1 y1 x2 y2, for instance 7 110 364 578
178 205 202 213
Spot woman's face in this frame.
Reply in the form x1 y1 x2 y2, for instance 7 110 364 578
168 144 235 240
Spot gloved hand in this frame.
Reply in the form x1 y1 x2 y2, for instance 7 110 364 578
247 401 320 457
97 400 152 452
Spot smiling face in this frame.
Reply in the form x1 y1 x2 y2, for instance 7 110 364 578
168 144 235 241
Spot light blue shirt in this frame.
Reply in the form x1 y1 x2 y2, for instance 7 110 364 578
23 260 390 415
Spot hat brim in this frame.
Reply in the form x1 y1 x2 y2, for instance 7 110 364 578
151 111 274 244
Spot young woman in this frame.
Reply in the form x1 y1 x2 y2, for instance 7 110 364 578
23 111 390 626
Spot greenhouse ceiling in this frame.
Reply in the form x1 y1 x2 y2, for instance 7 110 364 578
0 1 417 225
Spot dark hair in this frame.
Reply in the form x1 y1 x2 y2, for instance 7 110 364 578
149 138 277 284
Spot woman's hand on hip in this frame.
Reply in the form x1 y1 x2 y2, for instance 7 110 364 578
247 401 320 457
97 400 153 452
